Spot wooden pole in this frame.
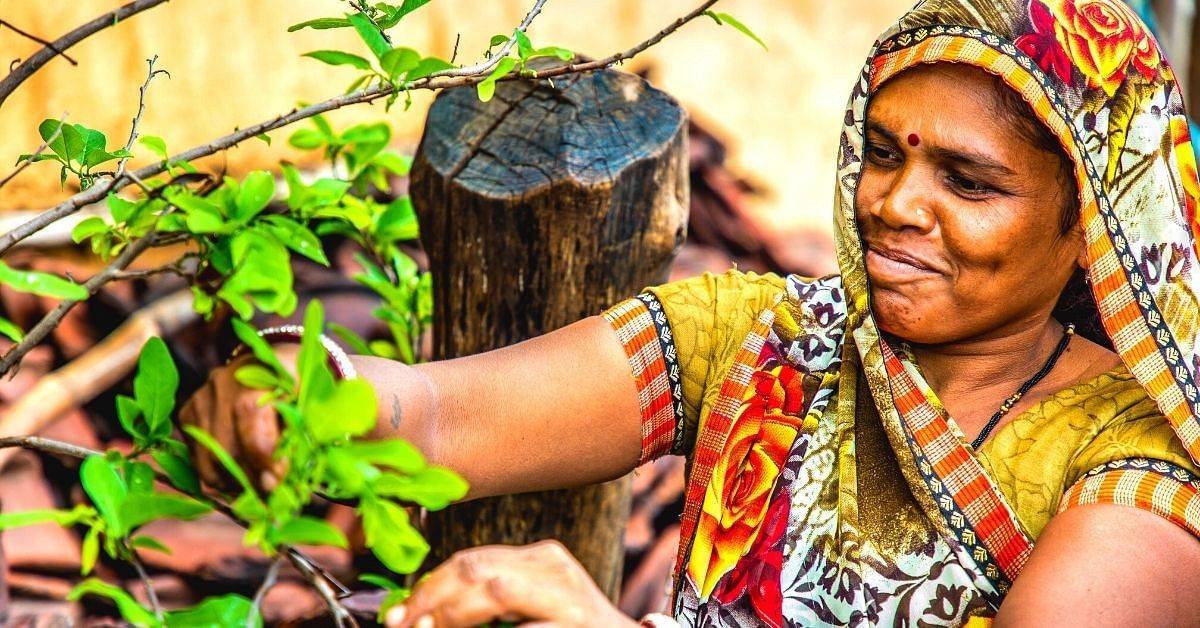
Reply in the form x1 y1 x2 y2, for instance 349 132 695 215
409 65 688 598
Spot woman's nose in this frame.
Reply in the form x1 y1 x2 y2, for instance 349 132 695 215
871 169 937 233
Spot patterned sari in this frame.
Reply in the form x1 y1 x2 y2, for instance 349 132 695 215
604 0 1200 625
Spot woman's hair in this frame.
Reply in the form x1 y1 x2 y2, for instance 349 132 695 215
987 73 1080 234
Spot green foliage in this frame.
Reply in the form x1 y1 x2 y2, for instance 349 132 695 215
18 118 133 189
704 11 768 51
0 260 88 300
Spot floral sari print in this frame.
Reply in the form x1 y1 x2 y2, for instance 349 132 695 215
604 0 1200 625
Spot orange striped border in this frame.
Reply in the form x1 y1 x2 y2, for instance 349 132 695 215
604 297 680 464
883 340 1033 591
1060 459 1200 539
672 306 776 588
871 27 1200 482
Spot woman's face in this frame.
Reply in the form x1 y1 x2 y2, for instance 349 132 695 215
855 63 1084 345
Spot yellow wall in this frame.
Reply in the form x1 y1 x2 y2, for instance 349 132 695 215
0 0 911 232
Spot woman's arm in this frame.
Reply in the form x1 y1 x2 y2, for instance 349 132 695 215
994 504 1200 626
180 315 644 499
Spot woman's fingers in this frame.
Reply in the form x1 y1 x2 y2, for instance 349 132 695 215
233 386 282 489
180 380 223 488
393 542 608 628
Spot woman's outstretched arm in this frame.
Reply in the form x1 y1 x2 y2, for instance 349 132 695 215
180 315 644 499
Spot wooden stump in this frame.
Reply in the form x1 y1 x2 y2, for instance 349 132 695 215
410 65 688 598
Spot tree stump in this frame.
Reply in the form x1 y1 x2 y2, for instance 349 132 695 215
410 65 688 598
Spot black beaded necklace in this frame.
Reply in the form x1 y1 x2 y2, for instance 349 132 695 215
969 323 1076 449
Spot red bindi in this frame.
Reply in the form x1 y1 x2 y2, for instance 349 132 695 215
907 133 921 147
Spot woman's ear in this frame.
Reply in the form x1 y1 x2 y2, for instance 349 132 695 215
1075 230 1089 270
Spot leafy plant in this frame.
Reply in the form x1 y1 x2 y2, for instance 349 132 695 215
17 118 133 189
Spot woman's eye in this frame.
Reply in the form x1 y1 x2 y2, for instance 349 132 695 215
866 143 899 165
948 174 993 196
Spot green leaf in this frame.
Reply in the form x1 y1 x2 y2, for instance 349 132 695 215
107 194 139 223
235 364 279 390
68 579 157 626
302 50 372 71
348 12 391 60
514 29 533 59
381 47 420 79
260 215 329 265
71 216 109 243
0 315 24 342
165 594 260 628
476 57 517 103
287 17 350 32
361 497 429 574
139 135 168 161
120 493 211 531
134 337 178 440
288 128 326 150
182 425 256 495
255 133 271 145
372 467 468 510
0 505 92 529
80 455 128 537
305 378 378 443
296 299 333 410
37 118 69 157
167 190 226 234
706 11 768 50
0 261 88 300
379 588 411 622
359 573 401 590
234 170 276 221
407 57 454 81
231 319 295 389
231 490 269 522
396 0 433 20
273 515 349 548
375 196 419 243
530 46 574 61
489 34 509 48
125 459 156 495
342 439 424 473
116 394 145 441
327 323 373 355
131 534 172 554
81 525 101 574
152 450 200 495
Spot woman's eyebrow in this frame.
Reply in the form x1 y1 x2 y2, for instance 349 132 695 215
865 122 897 142
927 146 1016 176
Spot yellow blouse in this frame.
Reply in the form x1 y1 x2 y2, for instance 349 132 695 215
644 269 1200 539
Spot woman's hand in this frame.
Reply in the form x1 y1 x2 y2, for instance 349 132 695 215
178 348 295 491
386 540 638 628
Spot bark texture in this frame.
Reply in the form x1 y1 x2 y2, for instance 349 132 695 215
410 65 688 598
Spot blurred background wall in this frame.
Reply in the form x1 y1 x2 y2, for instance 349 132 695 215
0 0 912 235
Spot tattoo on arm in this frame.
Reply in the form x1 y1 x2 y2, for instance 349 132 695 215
391 394 402 429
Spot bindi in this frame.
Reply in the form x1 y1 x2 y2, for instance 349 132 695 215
907 133 921 147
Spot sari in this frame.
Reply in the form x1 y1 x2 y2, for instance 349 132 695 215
603 0 1200 625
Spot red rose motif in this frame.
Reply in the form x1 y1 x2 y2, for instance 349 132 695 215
712 487 788 628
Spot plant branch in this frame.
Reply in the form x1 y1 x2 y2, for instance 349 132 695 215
0 231 161 378
0 20 79 66
0 113 68 192
130 553 163 621
429 0 548 79
249 554 284 627
0 0 717 257
117 56 167 177
0 434 354 618
0 0 170 108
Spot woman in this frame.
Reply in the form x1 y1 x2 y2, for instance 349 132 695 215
183 0 1200 625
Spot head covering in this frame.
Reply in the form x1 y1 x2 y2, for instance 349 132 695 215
837 0 1200 465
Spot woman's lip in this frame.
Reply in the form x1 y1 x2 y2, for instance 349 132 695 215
865 246 942 279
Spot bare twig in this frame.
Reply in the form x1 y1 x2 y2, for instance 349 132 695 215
0 113 68 192
117 56 168 178
0 0 717 257
430 0 548 79
0 20 78 66
130 554 163 621
0 435 100 458
0 0 169 107
249 555 284 627
0 231 161 377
